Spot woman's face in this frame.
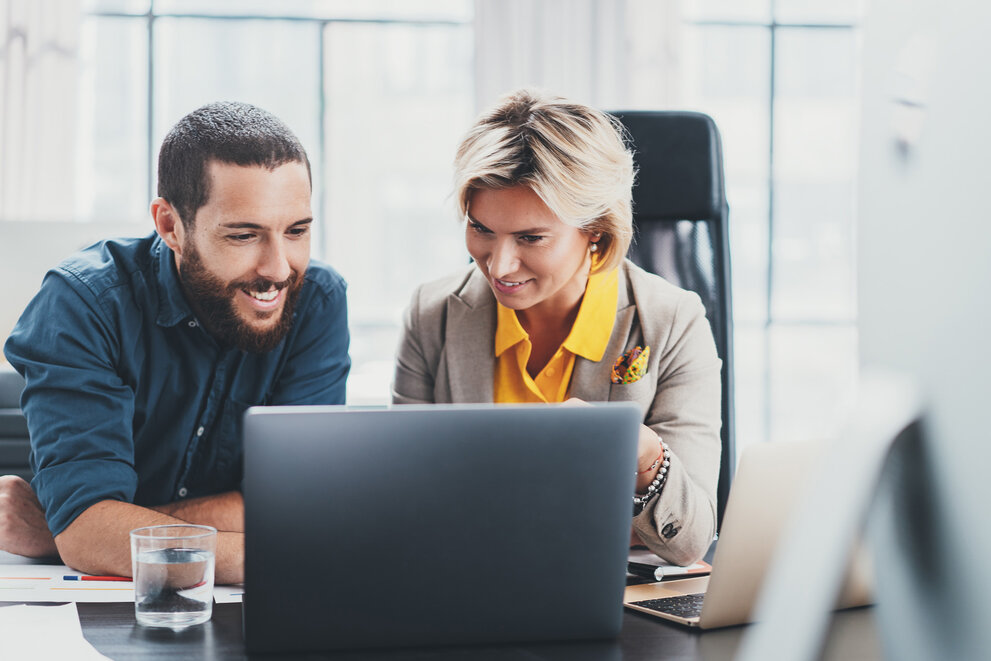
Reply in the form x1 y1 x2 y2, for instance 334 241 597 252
465 186 595 318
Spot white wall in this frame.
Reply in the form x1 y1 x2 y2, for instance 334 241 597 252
857 1 991 658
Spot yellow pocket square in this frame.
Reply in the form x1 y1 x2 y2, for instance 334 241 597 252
611 346 650 384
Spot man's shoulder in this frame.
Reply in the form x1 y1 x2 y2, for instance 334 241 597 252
4 234 162 372
301 259 347 303
54 233 159 299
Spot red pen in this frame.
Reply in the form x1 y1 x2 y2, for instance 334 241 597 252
63 575 132 582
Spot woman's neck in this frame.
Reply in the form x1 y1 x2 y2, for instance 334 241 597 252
516 271 589 339
516 269 591 378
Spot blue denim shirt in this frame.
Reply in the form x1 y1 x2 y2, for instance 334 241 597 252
3 233 350 536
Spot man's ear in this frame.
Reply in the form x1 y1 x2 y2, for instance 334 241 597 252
151 198 186 256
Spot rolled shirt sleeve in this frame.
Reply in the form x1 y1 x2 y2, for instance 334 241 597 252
5 270 140 536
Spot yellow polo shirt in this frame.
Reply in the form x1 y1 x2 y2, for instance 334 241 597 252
493 268 619 403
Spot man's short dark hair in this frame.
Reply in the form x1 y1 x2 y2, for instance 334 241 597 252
157 101 311 228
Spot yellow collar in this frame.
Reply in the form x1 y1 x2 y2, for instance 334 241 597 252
494 268 619 361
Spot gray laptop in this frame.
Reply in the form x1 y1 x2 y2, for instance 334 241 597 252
242 403 641 654
623 439 874 628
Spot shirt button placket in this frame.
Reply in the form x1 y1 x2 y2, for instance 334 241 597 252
178 427 204 500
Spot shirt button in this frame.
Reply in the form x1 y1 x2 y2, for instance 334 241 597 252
187 320 197 328
196 426 204 437
178 487 188 498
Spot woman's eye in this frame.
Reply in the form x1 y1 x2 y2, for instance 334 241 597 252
520 235 543 244
469 221 490 234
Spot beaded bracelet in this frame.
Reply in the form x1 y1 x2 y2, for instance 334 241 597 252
636 450 663 475
632 440 670 516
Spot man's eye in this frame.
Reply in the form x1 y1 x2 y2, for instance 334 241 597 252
229 234 254 242
520 235 543 244
288 226 309 237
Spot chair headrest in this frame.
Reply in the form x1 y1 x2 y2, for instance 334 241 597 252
611 111 726 222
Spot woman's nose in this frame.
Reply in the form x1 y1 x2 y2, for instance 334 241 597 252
487 241 520 278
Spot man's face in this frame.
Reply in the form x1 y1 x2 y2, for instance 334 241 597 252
174 160 313 353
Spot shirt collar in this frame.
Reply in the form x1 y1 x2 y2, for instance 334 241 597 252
494 302 529 357
562 267 619 361
493 267 619 361
153 235 195 328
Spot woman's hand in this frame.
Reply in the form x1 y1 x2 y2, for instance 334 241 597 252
564 397 662 492
634 425 663 493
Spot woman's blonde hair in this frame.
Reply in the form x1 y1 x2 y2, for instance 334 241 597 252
453 89 635 273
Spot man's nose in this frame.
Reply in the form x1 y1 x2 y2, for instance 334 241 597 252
256 240 292 284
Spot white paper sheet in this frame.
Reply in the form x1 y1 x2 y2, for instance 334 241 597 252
0 603 111 659
0 564 135 603
2 560 241 604
213 584 245 603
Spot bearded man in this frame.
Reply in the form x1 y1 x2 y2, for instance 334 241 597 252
0 102 349 583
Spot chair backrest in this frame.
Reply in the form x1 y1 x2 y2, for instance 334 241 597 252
611 110 735 529
0 365 31 480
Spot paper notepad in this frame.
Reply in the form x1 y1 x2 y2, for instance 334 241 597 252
627 548 712 581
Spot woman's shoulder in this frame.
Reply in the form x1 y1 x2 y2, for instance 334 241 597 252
403 264 494 334
620 259 704 313
619 260 717 361
408 264 488 310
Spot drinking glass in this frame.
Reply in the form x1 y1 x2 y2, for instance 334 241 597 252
129 524 217 629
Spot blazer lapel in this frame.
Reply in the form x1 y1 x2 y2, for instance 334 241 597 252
570 264 636 402
444 270 495 403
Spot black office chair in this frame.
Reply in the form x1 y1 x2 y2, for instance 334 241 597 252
0 366 31 481
612 111 735 530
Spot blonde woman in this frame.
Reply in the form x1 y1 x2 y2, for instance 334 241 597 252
392 89 721 565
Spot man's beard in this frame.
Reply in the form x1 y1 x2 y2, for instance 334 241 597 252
177 241 304 354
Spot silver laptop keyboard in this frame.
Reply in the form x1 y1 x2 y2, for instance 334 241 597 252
630 593 705 618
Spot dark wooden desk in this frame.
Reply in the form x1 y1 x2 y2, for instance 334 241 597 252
3 551 883 660
63 601 881 660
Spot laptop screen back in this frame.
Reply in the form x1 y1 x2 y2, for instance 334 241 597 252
243 403 641 654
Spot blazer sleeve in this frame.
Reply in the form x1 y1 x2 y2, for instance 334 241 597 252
632 291 722 565
392 283 438 405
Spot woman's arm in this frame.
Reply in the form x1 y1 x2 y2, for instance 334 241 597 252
392 284 439 405
632 293 723 566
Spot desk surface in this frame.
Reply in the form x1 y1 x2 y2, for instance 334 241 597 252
4 597 882 660
3 552 883 660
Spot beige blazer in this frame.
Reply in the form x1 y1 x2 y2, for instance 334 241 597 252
392 260 722 564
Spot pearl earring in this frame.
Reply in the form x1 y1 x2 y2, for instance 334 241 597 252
589 242 599 253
